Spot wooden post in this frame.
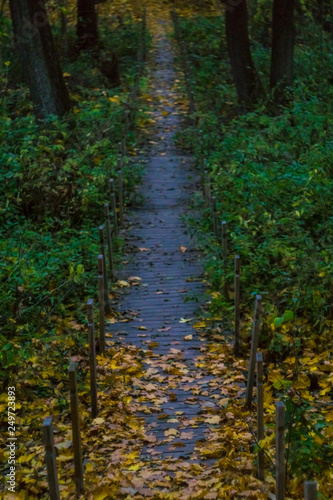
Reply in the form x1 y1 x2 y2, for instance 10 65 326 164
98 255 106 355
212 196 218 239
142 7 147 63
109 178 118 237
222 221 228 297
245 295 262 407
68 360 84 496
234 255 240 356
42 417 60 500
104 203 115 282
118 169 124 226
256 352 264 481
204 170 211 206
99 225 111 314
276 401 285 500
203 169 208 204
304 481 317 500
87 299 98 418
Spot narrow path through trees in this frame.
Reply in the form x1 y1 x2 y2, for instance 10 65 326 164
107 15 219 465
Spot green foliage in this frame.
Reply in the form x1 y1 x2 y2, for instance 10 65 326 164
176 10 333 486
0 6 146 381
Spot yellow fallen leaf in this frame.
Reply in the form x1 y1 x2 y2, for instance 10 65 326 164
206 416 221 424
93 417 105 425
180 318 193 323
325 411 333 422
93 490 109 500
164 428 178 437
109 95 120 104
128 463 141 471
193 321 207 329
117 280 130 287
184 335 193 341
138 326 147 331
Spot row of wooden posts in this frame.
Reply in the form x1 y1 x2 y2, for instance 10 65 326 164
204 172 318 499
41 10 147 499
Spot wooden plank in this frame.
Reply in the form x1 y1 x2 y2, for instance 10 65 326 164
245 295 262 407
109 178 118 237
99 225 111 314
118 169 124 226
212 196 218 239
87 299 98 418
68 360 84 496
98 255 106 355
104 203 115 282
256 352 264 480
276 401 285 500
222 221 228 297
234 255 240 356
304 481 317 500
42 417 60 500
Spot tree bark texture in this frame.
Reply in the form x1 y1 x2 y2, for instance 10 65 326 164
77 0 98 51
9 0 71 118
225 0 262 106
270 0 295 94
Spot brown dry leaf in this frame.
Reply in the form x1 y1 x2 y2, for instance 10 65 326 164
138 326 147 331
179 246 187 253
138 247 150 252
157 326 171 332
184 334 193 341
179 432 194 440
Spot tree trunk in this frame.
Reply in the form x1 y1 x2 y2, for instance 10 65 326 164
270 0 295 99
225 0 262 107
9 0 71 118
77 0 98 51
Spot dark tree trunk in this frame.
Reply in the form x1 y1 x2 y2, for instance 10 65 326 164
225 0 262 107
9 0 71 118
77 0 98 51
309 0 332 33
270 0 295 99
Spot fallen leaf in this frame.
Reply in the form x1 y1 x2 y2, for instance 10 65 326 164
93 417 105 425
184 335 193 341
117 280 130 287
206 415 221 424
164 428 178 437
179 432 194 440
180 318 193 324
179 246 187 253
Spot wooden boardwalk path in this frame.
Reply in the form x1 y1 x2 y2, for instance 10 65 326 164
106 17 218 467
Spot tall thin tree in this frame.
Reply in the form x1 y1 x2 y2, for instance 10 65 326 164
224 0 262 107
77 0 98 51
9 0 71 118
270 0 295 102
